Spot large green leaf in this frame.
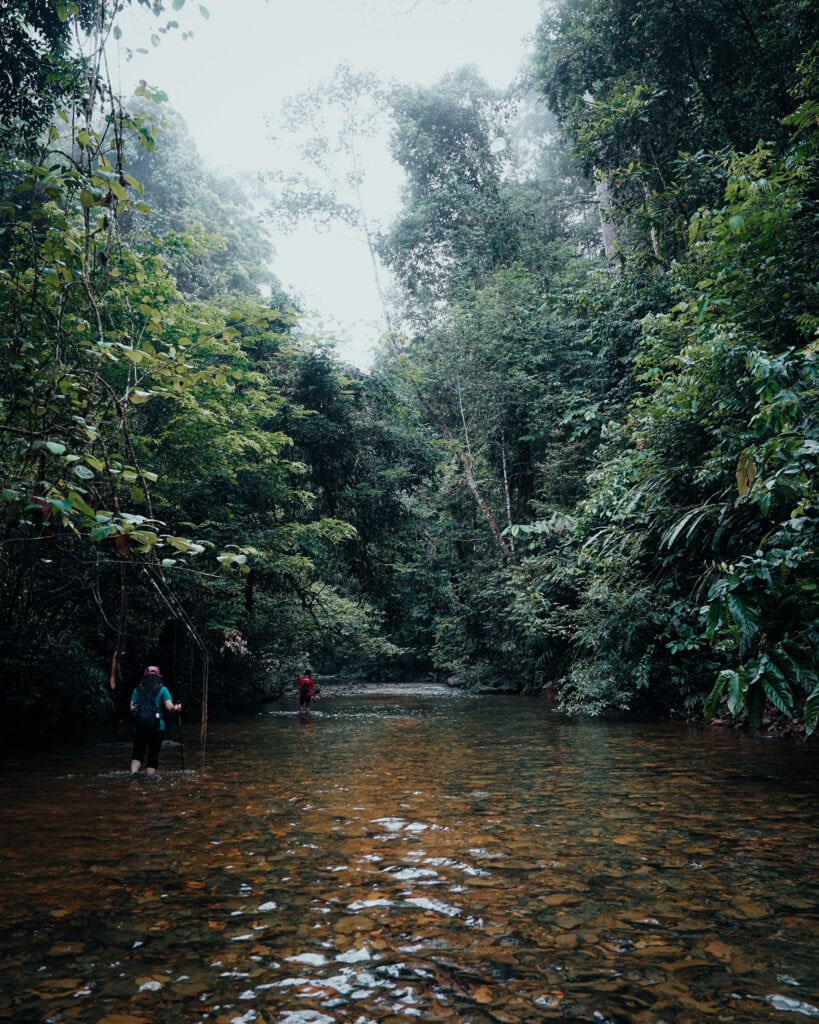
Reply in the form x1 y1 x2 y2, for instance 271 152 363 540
726 669 749 716
726 593 760 640
761 658 794 715
804 685 819 736
704 670 733 720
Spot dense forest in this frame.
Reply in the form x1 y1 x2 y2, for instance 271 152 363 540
1 0 817 743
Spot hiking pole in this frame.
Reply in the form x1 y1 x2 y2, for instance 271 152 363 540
177 711 185 771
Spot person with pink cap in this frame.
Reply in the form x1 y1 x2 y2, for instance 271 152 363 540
129 665 181 779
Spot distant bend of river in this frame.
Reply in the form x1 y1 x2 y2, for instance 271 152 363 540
1 683 817 1024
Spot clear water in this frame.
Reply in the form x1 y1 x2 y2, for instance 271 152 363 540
1 684 817 1023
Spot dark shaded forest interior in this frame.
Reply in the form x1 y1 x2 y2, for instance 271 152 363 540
0 0 817 745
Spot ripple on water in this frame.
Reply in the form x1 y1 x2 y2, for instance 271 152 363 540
767 995 819 1016
286 953 329 966
276 1014 335 1024
382 866 438 881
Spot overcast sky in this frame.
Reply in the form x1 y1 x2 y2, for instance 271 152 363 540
116 0 545 366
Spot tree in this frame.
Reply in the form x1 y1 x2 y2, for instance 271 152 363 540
381 67 521 309
0 3 409 738
532 0 816 259
121 101 280 300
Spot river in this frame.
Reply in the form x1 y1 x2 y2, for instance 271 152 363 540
0 684 817 1023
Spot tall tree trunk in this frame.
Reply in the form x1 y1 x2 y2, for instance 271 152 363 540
352 164 513 561
383 334 513 561
595 173 620 267
644 182 662 260
500 428 515 555
353 171 394 336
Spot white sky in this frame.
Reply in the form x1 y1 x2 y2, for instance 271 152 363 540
115 0 545 366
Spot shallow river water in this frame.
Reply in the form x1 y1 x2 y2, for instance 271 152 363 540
1 684 818 1024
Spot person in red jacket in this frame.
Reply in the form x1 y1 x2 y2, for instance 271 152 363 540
298 670 315 714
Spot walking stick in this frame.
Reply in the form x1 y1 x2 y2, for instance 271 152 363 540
177 711 185 771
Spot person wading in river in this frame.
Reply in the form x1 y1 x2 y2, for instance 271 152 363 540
130 666 181 779
298 670 315 715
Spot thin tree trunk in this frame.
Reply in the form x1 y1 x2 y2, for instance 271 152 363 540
500 428 515 555
353 176 394 336
595 174 620 267
352 163 512 561
383 335 513 560
644 183 661 261
455 443 513 559
456 373 472 458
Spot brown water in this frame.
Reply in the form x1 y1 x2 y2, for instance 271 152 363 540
1 684 818 1024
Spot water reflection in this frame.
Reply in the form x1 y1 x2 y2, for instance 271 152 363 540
0 684 817 1023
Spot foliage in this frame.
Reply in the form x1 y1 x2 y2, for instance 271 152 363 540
531 0 814 258
121 102 280 300
517 30 819 728
0 5 436 741
1 0 817 743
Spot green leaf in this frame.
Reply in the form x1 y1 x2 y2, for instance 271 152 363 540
129 390 154 404
67 491 95 517
726 669 748 716
726 593 760 640
41 440 66 455
199 4 210 17
804 684 819 735
166 535 194 552
172 0 186 8
704 670 731 720
705 599 722 640
73 464 95 480
130 530 159 546
113 25 122 40
761 659 793 715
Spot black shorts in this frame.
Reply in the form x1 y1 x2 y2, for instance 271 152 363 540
133 726 163 769
299 686 312 707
